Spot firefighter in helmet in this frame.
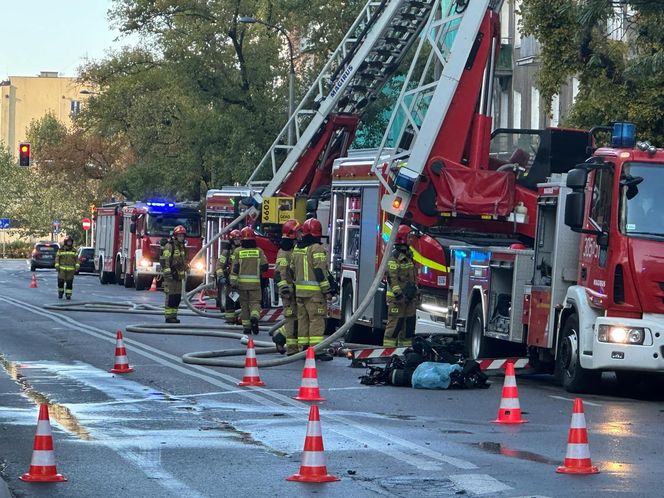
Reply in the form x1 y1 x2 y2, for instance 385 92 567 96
229 227 268 335
272 219 300 355
55 235 79 299
161 225 188 323
383 224 419 347
291 217 334 360
215 228 242 323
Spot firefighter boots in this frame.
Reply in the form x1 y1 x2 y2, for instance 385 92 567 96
250 316 259 335
58 293 63 299
165 317 181 324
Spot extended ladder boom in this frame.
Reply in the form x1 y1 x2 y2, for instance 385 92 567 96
246 0 436 199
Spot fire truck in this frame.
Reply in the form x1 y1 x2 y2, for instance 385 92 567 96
94 201 205 290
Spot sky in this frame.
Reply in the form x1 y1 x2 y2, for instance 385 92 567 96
0 0 133 78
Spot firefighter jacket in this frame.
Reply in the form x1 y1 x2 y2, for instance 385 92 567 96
215 241 233 279
161 239 187 279
386 248 417 299
275 247 295 295
291 241 331 298
229 246 268 291
55 246 79 273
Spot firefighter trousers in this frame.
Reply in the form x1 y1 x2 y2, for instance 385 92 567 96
383 297 416 347
57 271 75 298
238 288 261 333
219 285 240 322
164 276 182 319
296 294 326 350
280 293 298 354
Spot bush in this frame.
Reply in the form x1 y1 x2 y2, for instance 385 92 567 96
2 240 33 259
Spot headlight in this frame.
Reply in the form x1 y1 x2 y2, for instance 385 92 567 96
597 325 645 345
193 261 205 271
139 258 152 268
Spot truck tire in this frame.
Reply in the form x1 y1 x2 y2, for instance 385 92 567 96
124 272 134 288
115 257 123 285
135 275 148 291
555 314 600 393
465 303 490 359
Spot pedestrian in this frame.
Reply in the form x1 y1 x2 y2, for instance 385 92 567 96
55 236 79 300
215 229 242 324
161 225 188 324
383 224 419 347
273 219 300 355
291 218 333 361
229 227 268 335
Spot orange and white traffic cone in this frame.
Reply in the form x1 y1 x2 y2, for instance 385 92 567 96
293 347 325 401
110 330 134 374
238 338 265 387
556 398 600 474
20 404 66 482
149 277 158 292
287 404 339 483
30 274 38 288
492 362 527 424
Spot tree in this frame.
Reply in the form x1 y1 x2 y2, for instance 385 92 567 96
519 0 664 143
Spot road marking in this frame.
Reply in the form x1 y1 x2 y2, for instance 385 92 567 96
549 395 602 407
449 474 512 495
1 296 480 473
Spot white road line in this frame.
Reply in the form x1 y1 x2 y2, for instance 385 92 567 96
2 296 480 473
449 474 512 495
549 395 602 407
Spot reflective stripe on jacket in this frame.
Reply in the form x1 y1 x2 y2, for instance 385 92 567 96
386 250 417 297
229 247 267 290
275 248 294 291
161 240 186 276
55 248 79 272
291 244 330 297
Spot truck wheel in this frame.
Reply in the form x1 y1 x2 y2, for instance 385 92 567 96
466 303 490 359
555 314 600 393
124 273 134 288
115 258 123 285
30 263 36 272
135 275 148 291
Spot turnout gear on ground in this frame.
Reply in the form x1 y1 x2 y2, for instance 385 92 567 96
55 238 79 299
230 238 268 335
291 228 331 357
275 229 298 355
383 243 418 348
161 236 187 323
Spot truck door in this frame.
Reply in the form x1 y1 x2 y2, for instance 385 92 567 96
580 168 613 299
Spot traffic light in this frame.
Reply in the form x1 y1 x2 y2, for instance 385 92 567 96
18 143 30 167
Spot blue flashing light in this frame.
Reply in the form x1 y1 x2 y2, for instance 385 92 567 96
453 249 468 259
470 250 491 264
146 200 176 208
612 122 636 149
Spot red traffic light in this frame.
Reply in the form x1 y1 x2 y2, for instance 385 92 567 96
18 143 30 166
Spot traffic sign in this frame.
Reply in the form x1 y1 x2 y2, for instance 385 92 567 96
82 218 92 231
0 218 10 229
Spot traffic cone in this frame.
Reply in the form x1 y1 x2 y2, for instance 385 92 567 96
20 404 66 482
492 362 527 424
149 276 158 292
238 338 265 387
293 347 325 402
287 405 339 483
30 274 38 288
110 330 134 373
556 398 600 474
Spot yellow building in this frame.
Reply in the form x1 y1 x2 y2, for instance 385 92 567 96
0 72 93 159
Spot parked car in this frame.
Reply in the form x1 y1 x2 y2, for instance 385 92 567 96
75 247 96 274
29 242 60 271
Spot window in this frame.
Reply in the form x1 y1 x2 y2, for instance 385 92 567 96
589 169 613 231
147 215 201 237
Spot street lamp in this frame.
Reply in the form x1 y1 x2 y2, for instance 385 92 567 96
239 16 296 145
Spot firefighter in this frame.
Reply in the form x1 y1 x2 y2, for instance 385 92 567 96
229 227 268 335
291 217 334 361
161 225 188 323
272 219 300 355
55 236 79 300
383 224 419 347
215 229 242 323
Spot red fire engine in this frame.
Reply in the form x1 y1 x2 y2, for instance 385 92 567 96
94 201 205 290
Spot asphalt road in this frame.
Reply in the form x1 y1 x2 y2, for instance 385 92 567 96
0 259 662 498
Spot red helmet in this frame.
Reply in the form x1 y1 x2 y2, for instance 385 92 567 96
240 226 256 240
173 225 187 236
395 225 412 244
229 229 241 239
302 218 322 237
282 219 300 239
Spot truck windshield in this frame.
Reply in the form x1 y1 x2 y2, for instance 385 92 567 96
621 162 664 239
147 214 201 237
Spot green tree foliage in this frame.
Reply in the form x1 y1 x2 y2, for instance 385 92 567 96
519 0 664 143
77 0 364 202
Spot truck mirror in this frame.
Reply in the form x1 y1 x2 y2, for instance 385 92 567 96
566 168 588 190
564 191 585 231
130 223 137 234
